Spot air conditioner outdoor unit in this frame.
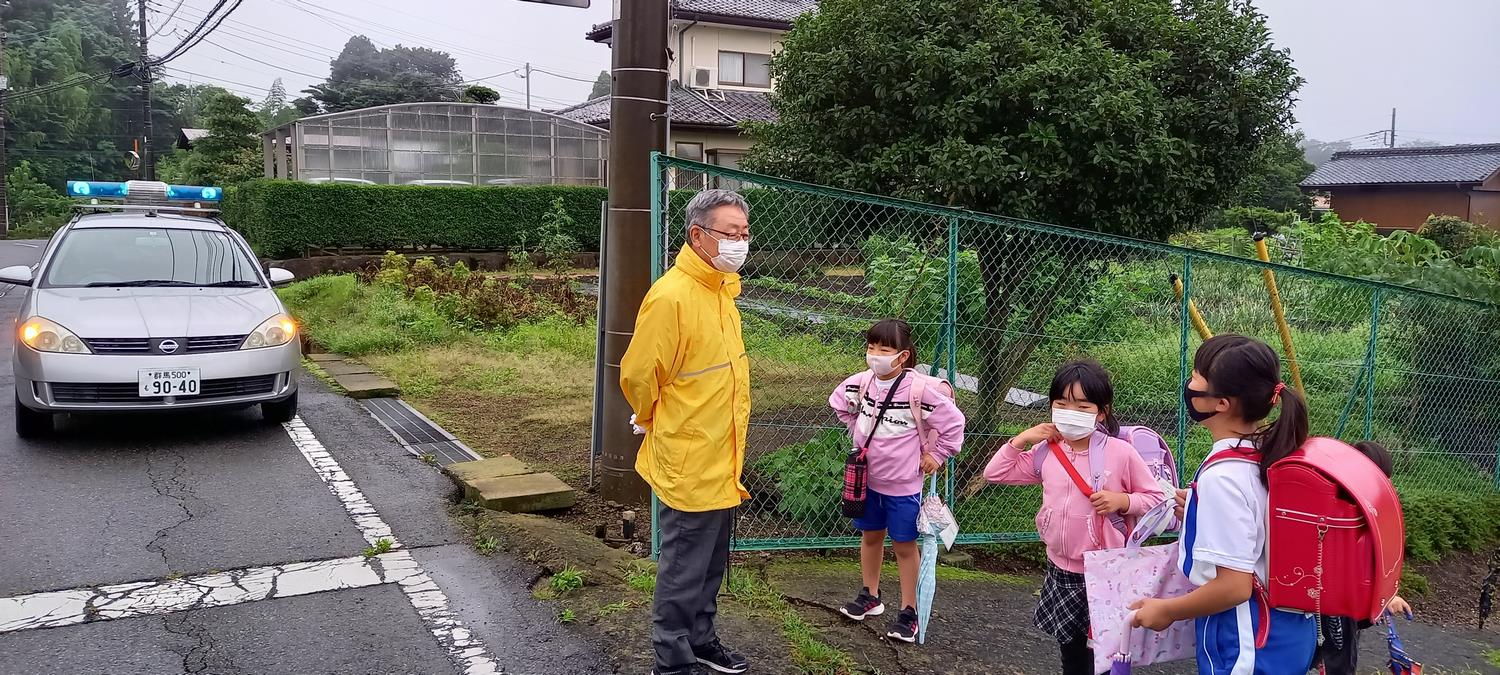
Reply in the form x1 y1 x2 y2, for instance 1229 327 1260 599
690 66 717 90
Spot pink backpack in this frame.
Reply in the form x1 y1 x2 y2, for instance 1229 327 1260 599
1032 424 1179 495
855 368 955 454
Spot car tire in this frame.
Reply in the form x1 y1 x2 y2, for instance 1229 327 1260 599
15 396 53 438
261 392 298 424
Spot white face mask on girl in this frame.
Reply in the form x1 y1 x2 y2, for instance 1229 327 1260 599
1051 408 1098 441
866 352 906 377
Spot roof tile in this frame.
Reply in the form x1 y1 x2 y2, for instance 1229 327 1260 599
1301 143 1500 187
553 83 775 129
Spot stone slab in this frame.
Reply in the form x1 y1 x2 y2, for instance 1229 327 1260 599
307 352 346 362
938 550 976 570
444 455 532 484
331 373 400 399
465 473 576 513
320 360 375 376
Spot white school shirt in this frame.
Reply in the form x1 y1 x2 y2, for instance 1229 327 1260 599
1181 437 1270 586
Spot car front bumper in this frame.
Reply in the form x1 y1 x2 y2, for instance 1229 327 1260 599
14 341 301 412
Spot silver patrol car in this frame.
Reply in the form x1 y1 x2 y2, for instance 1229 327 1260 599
1 180 301 437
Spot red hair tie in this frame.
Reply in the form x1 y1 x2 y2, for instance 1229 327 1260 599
1271 382 1286 404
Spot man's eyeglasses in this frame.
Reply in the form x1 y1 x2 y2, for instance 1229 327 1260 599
695 225 753 244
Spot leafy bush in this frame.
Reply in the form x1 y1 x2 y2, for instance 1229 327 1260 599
538 197 580 275
1399 490 1500 562
223 181 607 257
6 161 73 238
1417 215 1480 254
751 429 847 535
1200 206 1298 234
362 253 595 330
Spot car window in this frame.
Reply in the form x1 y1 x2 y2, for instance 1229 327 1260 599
42 227 263 288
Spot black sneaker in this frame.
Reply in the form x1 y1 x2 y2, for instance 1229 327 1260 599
693 639 749 674
838 587 885 621
886 606 918 643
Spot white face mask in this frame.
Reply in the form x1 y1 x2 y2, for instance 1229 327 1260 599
1051 408 1098 441
866 352 906 377
710 238 750 273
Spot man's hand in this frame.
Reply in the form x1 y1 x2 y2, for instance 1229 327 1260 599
629 414 646 436
1173 488 1188 521
920 453 941 476
1129 598 1176 631
1090 490 1130 515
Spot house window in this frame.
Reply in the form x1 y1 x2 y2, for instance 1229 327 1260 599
674 142 705 190
709 149 747 190
717 51 771 88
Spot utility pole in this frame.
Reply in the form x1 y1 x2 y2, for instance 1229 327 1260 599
1389 108 1396 148
136 0 154 180
1 3 10 239
524 62 532 110
598 0 669 503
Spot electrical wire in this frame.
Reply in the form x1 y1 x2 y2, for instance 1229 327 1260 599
147 0 190 39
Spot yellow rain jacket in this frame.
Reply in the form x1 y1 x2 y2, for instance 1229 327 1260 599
621 246 751 512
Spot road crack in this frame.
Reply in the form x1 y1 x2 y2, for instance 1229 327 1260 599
163 611 236 674
145 446 197 573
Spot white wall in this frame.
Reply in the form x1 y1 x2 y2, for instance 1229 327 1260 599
670 22 784 92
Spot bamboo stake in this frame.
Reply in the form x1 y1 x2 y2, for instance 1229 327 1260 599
1253 233 1306 394
1170 273 1214 340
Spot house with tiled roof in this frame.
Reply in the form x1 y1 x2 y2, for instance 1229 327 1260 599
1301 143 1500 230
556 0 816 186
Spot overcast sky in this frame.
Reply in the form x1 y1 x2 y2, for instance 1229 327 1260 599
158 0 1500 146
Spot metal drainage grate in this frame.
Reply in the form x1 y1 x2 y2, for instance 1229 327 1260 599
361 397 480 466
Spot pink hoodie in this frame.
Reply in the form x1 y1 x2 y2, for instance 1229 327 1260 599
829 370 966 497
984 431 1166 573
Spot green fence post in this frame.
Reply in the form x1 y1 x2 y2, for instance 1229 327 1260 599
944 215 959 504
1175 255 1193 481
649 151 663 559
1492 437 1500 491
1333 368 1366 440
1363 289 1383 440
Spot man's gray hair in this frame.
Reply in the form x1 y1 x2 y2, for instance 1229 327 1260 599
684 189 750 236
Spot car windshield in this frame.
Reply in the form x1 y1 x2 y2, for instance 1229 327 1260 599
43 227 262 288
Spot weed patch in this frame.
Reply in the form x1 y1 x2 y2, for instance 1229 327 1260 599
362 537 394 558
625 563 657 595
549 565 586 595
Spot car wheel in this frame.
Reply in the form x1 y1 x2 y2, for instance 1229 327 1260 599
15 396 53 438
262 392 298 424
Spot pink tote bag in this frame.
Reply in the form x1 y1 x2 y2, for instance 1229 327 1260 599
1083 500 1196 673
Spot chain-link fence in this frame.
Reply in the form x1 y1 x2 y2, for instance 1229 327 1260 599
649 154 1500 554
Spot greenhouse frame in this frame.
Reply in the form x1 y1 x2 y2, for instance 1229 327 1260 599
262 102 609 186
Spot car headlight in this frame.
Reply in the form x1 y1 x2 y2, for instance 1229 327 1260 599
20 317 91 354
241 314 297 350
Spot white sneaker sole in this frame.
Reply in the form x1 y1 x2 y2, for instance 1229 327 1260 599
695 658 749 674
838 603 885 621
885 629 916 643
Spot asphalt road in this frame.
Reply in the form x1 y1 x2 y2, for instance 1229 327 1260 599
0 240 610 675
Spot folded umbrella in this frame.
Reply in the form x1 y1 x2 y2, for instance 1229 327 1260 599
1385 610 1422 675
914 475 958 645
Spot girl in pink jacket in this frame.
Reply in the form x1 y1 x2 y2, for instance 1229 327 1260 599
984 359 1165 674
829 319 965 644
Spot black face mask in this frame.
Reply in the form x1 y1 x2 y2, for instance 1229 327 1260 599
1183 380 1219 423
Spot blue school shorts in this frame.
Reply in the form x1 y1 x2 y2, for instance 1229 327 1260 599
851 489 921 543
1196 594 1317 674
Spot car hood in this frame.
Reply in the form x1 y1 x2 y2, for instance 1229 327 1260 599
30 287 284 338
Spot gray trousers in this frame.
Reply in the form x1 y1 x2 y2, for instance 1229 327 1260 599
653 504 732 671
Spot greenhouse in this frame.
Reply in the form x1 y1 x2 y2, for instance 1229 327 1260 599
261 102 609 186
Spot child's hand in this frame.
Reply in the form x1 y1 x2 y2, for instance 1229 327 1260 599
1387 595 1413 620
1129 598 1176 631
1173 489 1188 521
919 453 941 476
1012 423 1060 449
1090 490 1130 514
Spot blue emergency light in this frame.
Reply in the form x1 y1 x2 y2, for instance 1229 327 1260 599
67 181 129 198
165 184 222 202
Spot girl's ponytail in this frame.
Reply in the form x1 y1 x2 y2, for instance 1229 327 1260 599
1194 334 1310 484
1256 381 1309 482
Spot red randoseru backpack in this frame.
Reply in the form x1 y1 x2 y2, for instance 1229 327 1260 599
1199 436 1405 624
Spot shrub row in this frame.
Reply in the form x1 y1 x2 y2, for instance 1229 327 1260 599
223 181 609 258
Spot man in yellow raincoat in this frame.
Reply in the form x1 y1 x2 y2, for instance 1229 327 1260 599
621 189 753 675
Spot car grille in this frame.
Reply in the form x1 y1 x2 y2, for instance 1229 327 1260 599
84 335 248 355
50 375 278 404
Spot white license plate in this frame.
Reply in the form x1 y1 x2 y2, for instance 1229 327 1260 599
138 368 201 397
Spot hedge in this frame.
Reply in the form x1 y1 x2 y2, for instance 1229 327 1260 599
223 181 608 258
225 178 893 259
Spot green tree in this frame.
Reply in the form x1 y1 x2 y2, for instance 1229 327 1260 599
746 0 1301 429
6 161 74 237
588 70 610 99
301 36 463 113
1300 137 1352 167
158 92 263 186
1228 130 1315 215
257 78 301 128
462 85 500 105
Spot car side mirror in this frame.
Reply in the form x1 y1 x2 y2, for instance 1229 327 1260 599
0 265 34 287
267 268 295 286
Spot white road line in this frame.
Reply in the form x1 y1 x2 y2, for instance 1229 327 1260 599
0 552 421 634
282 417 502 675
